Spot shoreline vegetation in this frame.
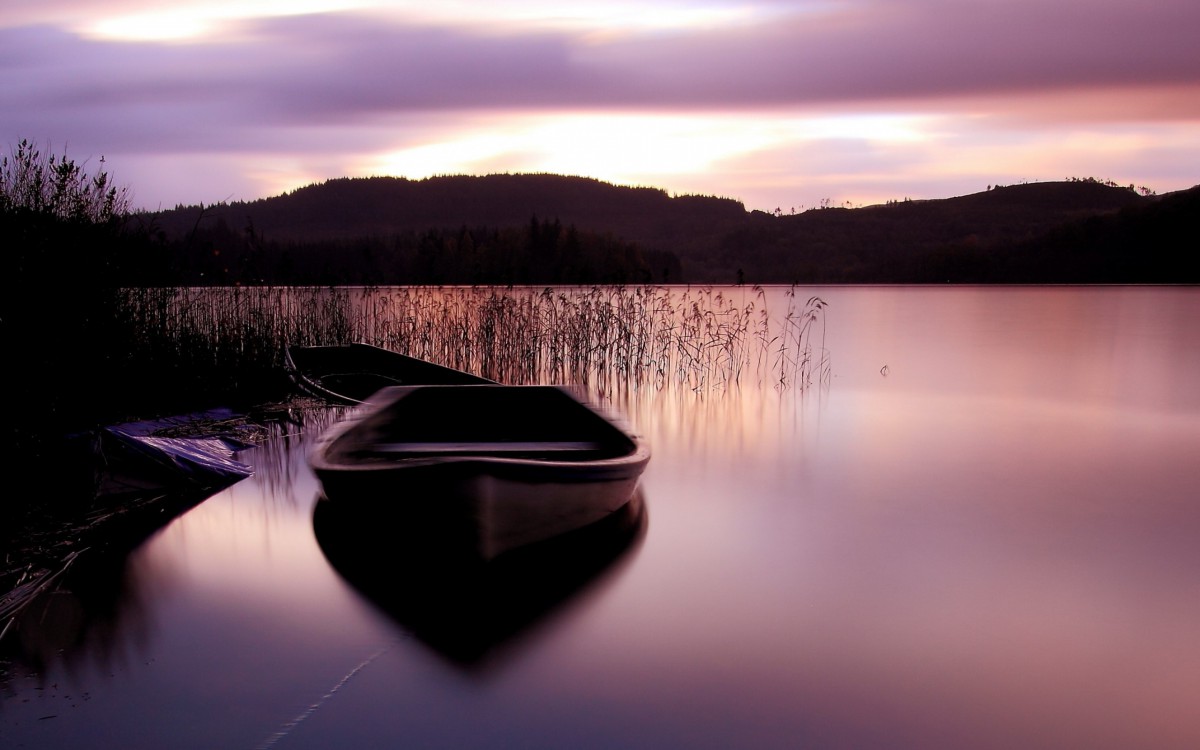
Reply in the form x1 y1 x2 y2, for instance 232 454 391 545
2 281 829 662
2 141 824 458
13 283 832 459
123 284 830 391
5 280 831 493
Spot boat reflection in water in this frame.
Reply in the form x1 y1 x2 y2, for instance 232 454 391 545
312 489 647 668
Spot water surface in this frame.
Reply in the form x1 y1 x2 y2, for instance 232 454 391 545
3 286 1197 749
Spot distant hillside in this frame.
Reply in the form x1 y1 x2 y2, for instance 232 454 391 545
720 181 1157 282
991 183 1200 283
146 175 1198 284
151 173 743 254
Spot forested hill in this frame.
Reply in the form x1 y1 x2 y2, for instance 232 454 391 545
150 173 745 254
145 175 1199 284
720 181 1196 283
241 174 747 243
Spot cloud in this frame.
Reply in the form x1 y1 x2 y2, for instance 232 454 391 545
3 1 1197 209
6 1 1199 134
249 14 592 117
249 2 1200 115
579 0 1200 107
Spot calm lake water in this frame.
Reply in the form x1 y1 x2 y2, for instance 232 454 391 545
3 285 1198 749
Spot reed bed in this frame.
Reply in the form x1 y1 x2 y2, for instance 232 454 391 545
111 285 829 401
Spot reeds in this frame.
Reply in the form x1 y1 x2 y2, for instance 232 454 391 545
110 285 830 401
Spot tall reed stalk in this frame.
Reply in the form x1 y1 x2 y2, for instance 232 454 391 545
110 285 829 403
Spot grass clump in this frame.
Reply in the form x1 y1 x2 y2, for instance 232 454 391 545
108 284 829 399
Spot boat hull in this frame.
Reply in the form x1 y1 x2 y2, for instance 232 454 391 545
315 459 645 560
309 385 650 560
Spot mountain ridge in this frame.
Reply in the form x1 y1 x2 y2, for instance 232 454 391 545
145 174 1198 283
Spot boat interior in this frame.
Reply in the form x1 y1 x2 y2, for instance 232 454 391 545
342 385 638 462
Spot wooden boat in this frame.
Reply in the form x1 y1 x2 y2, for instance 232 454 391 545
309 384 650 561
285 342 494 405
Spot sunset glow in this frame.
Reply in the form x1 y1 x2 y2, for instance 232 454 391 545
3 0 1196 211
81 1 357 42
364 113 791 191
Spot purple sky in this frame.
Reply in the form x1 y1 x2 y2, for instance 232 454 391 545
3 0 1198 212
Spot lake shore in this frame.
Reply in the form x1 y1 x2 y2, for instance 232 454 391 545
0 398 315 666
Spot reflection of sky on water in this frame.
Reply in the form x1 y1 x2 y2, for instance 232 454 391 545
3 287 1198 750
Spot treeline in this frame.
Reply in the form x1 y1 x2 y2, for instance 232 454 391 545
2 141 180 463
983 184 1200 283
853 182 1200 283
149 174 1198 285
171 214 681 285
710 181 1198 283
8 140 1197 292
150 174 748 249
148 173 736 283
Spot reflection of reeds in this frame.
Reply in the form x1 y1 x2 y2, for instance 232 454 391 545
112 285 829 399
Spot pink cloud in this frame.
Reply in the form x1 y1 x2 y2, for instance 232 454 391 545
2 1 1196 209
